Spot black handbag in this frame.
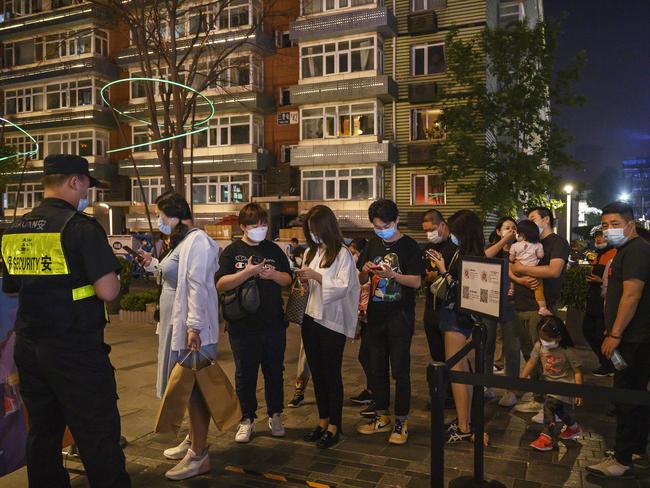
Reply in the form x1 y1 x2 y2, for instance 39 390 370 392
221 279 260 322
285 278 310 325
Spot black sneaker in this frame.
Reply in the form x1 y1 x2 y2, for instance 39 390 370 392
350 389 373 405
317 430 340 449
360 401 377 418
592 365 614 377
288 391 305 408
445 424 472 444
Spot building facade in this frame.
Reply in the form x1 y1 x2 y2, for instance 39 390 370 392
622 158 650 220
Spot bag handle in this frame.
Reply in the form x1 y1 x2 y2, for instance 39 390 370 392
178 348 215 371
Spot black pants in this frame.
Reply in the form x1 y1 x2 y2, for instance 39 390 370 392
581 312 609 369
358 322 372 391
228 326 286 420
542 397 575 438
14 334 130 488
614 342 650 465
423 308 445 363
367 308 414 417
301 315 346 428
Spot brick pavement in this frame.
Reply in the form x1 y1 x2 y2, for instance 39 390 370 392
1 303 648 488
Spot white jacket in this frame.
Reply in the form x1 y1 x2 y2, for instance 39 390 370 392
305 246 360 338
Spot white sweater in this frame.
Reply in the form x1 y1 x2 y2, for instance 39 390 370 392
304 246 360 338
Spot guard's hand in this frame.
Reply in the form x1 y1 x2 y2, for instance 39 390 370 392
187 330 201 351
244 256 266 277
601 335 621 359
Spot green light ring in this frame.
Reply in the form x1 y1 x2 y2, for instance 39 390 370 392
0 117 39 162
100 78 216 154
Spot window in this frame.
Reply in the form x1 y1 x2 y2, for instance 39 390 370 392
42 130 108 157
411 0 446 11
131 177 172 204
275 30 293 48
6 79 104 114
132 126 153 152
412 44 445 75
5 183 43 210
410 108 445 141
279 87 291 106
412 175 445 205
280 144 291 163
301 36 382 79
302 0 376 15
205 115 261 147
219 0 250 29
2 0 42 17
498 0 524 27
46 83 68 109
301 102 381 140
4 87 43 114
301 167 381 201
4 134 44 160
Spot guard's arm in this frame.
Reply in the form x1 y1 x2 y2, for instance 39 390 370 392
94 271 120 302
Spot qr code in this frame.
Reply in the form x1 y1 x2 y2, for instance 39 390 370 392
480 289 488 303
462 286 470 299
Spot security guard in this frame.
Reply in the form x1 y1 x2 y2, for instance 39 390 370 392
1 154 130 488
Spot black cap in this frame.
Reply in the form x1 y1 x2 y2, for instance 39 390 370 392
43 154 102 187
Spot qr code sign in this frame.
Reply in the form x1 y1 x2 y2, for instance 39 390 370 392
480 289 488 303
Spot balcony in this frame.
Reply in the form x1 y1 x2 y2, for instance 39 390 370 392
291 141 396 166
115 28 275 67
0 3 108 37
0 57 117 85
407 10 438 35
407 142 441 164
290 7 397 43
408 81 438 103
118 151 275 176
290 75 397 104
1 109 115 132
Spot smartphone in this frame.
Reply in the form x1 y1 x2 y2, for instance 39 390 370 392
123 246 142 261
251 255 265 265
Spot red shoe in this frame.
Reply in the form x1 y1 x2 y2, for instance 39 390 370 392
559 424 582 441
530 433 554 451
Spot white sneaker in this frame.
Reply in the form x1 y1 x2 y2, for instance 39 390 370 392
520 392 534 403
268 413 285 437
498 391 517 407
531 410 562 424
163 435 191 460
165 448 211 481
586 457 633 478
235 418 255 443
514 400 543 413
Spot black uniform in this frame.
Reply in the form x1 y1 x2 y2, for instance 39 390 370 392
1 156 130 488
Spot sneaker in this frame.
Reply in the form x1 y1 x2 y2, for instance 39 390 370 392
530 433 555 452
357 415 392 435
445 418 459 431
604 450 650 470
514 400 543 413
165 448 211 481
163 435 191 460
288 391 305 408
350 389 373 405
498 391 517 407
389 419 409 445
531 410 561 425
360 401 377 418
586 457 633 479
269 413 285 437
559 423 582 441
235 418 254 443
316 430 340 449
445 424 472 444
520 392 534 402
493 364 505 375
592 365 614 377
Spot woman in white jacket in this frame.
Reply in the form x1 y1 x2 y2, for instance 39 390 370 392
295 205 360 449
141 192 219 481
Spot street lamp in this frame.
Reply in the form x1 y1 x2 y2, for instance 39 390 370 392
99 202 113 235
619 192 630 202
563 184 574 241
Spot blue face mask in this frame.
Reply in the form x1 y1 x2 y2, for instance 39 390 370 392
450 233 460 246
374 224 397 240
77 197 89 212
157 216 172 235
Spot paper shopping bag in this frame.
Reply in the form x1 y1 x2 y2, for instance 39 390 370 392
153 363 196 434
194 361 241 431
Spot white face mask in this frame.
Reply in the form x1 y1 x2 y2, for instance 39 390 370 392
603 228 628 248
77 197 89 212
540 339 559 349
427 230 443 244
536 223 545 236
247 226 268 243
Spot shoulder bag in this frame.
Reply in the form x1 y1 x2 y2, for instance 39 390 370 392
221 279 260 322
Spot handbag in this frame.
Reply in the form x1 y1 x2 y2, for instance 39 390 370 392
429 250 459 310
285 277 310 325
221 279 260 322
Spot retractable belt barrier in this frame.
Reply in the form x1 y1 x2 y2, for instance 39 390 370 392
427 320 650 488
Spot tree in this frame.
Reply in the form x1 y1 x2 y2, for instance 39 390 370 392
433 20 585 217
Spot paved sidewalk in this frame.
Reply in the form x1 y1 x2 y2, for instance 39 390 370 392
1 305 648 488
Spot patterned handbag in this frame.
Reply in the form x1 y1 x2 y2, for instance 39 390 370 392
285 277 310 325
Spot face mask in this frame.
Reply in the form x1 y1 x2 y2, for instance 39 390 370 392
427 230 442 244
536 224 545 236
247 226 268 243
595 242 608 250
604 228 628 248
352 253 359 263
77 197 89 212
540 339 559 349
374 224 396 241
157 216 172 236
310 232 322 245
450 233 460 246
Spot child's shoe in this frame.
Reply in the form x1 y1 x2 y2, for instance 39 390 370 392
530 433 555 451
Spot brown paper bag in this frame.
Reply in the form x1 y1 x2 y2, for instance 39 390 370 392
153 363 196 434
195 361 242 431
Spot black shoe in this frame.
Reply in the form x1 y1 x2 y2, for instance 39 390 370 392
350 389 373 405
360 401 377 418
445 424 472 444
592 365 614 377
288 391 305 408
317 431 340 449
304 426 325 442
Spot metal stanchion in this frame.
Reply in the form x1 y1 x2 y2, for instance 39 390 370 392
428 362 449 488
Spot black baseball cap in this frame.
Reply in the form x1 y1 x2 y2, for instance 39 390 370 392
43 154 102 187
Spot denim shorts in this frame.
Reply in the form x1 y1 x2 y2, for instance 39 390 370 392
170 344 218 402
438 308 473 338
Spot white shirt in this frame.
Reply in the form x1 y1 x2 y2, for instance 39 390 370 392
305 246 360 338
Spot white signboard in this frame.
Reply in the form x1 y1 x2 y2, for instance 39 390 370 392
459 257 505 320
108 235 139 257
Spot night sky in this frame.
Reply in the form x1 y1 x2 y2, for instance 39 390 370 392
544 0 650 184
